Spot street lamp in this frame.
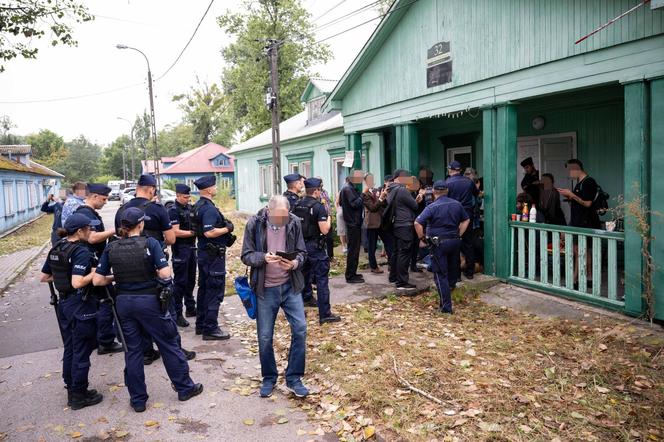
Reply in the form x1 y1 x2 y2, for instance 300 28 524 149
116 43 160 185
116 117 136 182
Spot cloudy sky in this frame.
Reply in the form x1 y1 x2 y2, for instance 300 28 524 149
0 0 382 145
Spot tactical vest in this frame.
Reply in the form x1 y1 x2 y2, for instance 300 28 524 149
107 236 155 285
117 199 164 242
293 197 320 240
47 239 83 295
174 202 195 244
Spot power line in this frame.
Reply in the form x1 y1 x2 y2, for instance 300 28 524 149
155 0 215 81
314 0 382 32
315 0 418 44
0 82 146 104
312 0 348 22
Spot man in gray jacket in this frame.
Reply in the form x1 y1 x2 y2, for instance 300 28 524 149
241 195 309 399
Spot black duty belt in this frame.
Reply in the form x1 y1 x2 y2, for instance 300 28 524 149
58 291 77 300
115 287 159 296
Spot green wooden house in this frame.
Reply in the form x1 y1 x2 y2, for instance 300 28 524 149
322 0 664 320
229 79 383 214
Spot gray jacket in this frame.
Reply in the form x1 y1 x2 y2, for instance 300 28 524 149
241 208 307 297
386 183 418 227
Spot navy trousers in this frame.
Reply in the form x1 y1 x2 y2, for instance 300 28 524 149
302 243 332 319
196 249 226 334
460 216 476 277
94 286 117 346
58 293 97 393
172 243 197 316
430 239 462 312
116 294 195 408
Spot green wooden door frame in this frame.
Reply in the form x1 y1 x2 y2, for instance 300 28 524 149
622 80 651 317
395 123 419 175
650 77 664 321
346 133 363 170
482 103 517 279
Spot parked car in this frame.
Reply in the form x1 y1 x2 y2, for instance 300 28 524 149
120 187 136 205
119 187 176 208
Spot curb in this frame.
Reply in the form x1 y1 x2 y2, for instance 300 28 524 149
0 240 50 295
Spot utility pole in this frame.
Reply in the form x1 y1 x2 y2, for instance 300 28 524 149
121 145 127 183
266 39 282 195
147 68 160 188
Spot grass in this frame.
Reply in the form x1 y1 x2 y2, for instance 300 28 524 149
0 215 51 256
230 290 664 441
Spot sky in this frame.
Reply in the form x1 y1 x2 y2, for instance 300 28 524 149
0 0 383 146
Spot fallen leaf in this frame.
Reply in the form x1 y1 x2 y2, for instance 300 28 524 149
243 419 255 426
383 407 394 416
478 421 501 432
97 430 110 440
519 424 533 434
1 365 10 369
598 343 608 351
570 412 586 420
21 381 32 387
444 409 457 416
466 348 477 357
277 417 289 424
451 418 468 428
168 416 177 421
69 431 82 439
152 402 164 409
114 430 129 438
363 426 376 439
596 386 610 394
144 420 159 427
296 429 307 436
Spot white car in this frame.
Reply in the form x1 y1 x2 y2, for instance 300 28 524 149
119 187 176 208
120 187 136 205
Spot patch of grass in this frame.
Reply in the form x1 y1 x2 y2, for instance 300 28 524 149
0 215 51 256
353 306 374 322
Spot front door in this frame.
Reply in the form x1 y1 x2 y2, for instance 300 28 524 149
517 133 576 222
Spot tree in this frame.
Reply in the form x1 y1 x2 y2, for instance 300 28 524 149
58 135 101 184
217 0 331 140
157 123 197 157
101 135 131 179
173 79 236 147
133 112 151 162
25 129 64 159
0 0 93 72
0 115 21 144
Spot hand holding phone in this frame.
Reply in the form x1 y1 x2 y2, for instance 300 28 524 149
276 250 298 261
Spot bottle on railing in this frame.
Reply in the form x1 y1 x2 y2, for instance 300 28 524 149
529 204 537 223
521 203 530 222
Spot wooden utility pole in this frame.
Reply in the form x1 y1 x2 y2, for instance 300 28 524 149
267 39 282 195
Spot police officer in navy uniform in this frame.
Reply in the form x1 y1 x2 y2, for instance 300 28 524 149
115 175 177 364
445 161 479 280
93 207 203 412
75 183 123 355
192 175 233 340
168 184 197 327
40 213 105 410
414 180 470 314
283 173 304 210
294 178 342 324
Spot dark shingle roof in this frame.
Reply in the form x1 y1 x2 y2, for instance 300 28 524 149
0 145 32 155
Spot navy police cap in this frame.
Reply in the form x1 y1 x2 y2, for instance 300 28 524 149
283 173 304 184
433 180 448 190
175 183 191 194
194 175 216 190
137 174 157 187
87 183 111 196
120 207 151 227
304 177 322 189
64 213 101 234
447 160 462 170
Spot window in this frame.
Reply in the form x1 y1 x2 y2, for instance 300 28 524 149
28 182 37 208
16 181 26 212
446 146 472 169
307 97 325 123
258 161 274 199
3 182 14 216
286 152 314 177
213 155 230 167
330 154 367 193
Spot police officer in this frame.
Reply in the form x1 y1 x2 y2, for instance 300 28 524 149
445 161 479 280
283 173 304 210
294 178 341 324
168 184 197 327
115 175 177 364
75 183 123 355
40 213 105 410
93 207 203 412
192 175 233 340
414 181 470 314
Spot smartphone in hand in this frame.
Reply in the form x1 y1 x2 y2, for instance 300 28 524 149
276 250 298 261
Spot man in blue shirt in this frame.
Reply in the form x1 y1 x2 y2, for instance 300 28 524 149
75 183 122 355
414 180 470 314
445 161 479 280
168 184 197 327
193 175 233 341
41 193 64 245
60 181 87 226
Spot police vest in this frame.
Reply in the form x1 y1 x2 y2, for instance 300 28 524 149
47 239 83 295
117 199 164 242
192 198 228 238
174 203 195 244
293 197 320 240
107 236 155 285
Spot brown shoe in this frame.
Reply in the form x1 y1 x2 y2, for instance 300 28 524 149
371 267 384 274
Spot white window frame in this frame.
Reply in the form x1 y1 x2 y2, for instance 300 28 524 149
331 154 367 193
3 181 15 216
446 146 472 167
259 163 274 199
16 181 26 212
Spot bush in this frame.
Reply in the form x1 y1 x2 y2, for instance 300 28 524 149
93 175 120 185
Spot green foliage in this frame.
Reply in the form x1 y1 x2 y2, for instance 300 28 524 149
133 111 152 160
101 135 132 179
93 174 120 184
0 115 21 144
173 79 236 147
58 135 101 184
25 129 64 160
163 178 177 191
217 0 331 140
157 123 197 156
0 0 94 72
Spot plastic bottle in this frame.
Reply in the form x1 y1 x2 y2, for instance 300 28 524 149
529 204 537 223
521 203 529 222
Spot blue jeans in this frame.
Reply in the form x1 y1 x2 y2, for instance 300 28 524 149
256 282 306 385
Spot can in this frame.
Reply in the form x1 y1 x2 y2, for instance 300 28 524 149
511 214 518 221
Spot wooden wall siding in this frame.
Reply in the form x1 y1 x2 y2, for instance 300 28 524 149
340 0 663 121
649 78 664 321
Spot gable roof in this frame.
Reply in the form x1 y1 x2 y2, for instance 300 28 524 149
300 78 338 103
325 0 414 109
152 142 235 175
0 145 32 155
0 155 63 177
228 110 343 154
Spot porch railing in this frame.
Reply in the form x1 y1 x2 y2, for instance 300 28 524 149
508 221 625 310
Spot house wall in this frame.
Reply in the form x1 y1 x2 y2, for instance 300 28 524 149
340 0 663 119
162 172 234 193
234 130 382 214
0 172 60 235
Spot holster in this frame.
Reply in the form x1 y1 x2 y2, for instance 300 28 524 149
204 243 226 258
156 278 174 314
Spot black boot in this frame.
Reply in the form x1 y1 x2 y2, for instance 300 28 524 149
69 390 103 410
176 316 190 327
143 349 161 365
67 389 99 406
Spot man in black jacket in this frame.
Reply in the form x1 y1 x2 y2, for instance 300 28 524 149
339 171 365 284
386 169 420 290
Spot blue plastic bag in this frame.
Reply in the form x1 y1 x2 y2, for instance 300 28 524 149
234 274 257 320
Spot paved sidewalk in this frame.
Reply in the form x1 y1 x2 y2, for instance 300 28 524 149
0 241 49 294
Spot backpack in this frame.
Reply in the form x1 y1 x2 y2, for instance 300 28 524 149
292 198 320 240
580 178 610 216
